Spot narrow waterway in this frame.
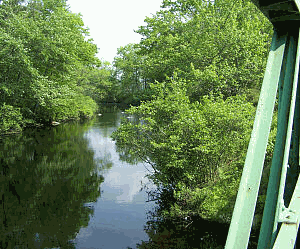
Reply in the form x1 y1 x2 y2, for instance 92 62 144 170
0 110 154 249
73 111 155 248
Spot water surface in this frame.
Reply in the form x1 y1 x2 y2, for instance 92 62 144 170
0 110 154 249
74 111 154 248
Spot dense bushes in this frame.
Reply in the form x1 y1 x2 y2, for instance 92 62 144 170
0 104 23 134
112 79 263 221
111 0 276 226
112 0 272 103
0 0 101 133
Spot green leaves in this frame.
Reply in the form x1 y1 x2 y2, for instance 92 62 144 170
113 78 256 221
76 62 114 104
112 44 146 104
0 0 100 130
0 104 23 133
113 0 272 102
109 0 277 227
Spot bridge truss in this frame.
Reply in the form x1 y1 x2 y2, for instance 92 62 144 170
225 1 300 248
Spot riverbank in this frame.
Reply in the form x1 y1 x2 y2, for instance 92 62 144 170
0 110 100 137
0 110 155 248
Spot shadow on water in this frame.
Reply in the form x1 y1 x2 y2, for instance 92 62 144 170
135 216 228 249
0 109 259 248
0 121 111 248
131 191 259 249
113 116 260 249
113 121 230 248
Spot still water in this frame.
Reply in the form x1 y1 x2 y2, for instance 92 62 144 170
0 110 154 249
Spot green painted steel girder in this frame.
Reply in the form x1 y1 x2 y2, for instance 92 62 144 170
251 0 300 28
225 1 300 249
225 27 300 248
273 174 300 248
224 30 287 249
257 27 300 249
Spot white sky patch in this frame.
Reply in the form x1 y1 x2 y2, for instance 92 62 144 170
67 0 163 63
84 122 152 205
104 170 147 203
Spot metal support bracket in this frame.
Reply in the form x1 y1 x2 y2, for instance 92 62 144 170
278 204 298 224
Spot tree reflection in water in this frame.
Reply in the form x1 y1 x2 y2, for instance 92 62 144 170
114 121 259 249
135 211 229 248
0 121 111 248
113 118 230 249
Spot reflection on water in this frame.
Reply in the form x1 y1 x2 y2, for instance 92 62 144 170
74 111 154 249
0 110 154 249
0 121 103 249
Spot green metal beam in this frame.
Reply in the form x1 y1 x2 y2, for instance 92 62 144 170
273 174 300 248
273 29 300 248
224 30 286 249
258 28 299 249
250 1 300 28
224 1 300 248
285 67 300 207
293 0 300 12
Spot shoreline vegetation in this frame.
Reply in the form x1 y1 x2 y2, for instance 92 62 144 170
0 101 126 136
1 0 277 247
0 0 108 135
110 0 276 243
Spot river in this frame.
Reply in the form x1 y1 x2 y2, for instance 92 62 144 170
0 109 154 249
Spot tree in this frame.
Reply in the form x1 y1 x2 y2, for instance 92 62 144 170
77 61 115 104
111 0 277 232
113 44 147 104
134 0 272 99
0 0 101 132
112 78 257 221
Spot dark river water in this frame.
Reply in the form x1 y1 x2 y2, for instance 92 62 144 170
0 110 155 249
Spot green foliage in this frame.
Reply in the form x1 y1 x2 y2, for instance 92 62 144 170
112 0 273 102
0 104 23 133
112 78 257 221
77 62 115 104
0 0 101 132
0 120 110 248
112 44 149 104
109 0 276 225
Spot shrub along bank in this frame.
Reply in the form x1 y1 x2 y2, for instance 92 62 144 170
111 0 276 234
0 0 101 134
